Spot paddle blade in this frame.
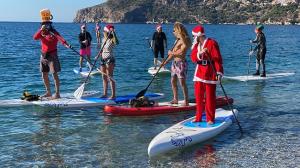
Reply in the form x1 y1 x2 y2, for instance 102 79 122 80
135 89 147 98
74 83 85 99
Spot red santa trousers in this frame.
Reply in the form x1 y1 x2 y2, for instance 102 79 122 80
194 81 216 122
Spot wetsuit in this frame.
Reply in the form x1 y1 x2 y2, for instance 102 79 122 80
152 32 167 58
252 32 266 75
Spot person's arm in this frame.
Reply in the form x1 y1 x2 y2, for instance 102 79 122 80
33 29 42 40
252 34 262 51
112 31 119 45
209 41 223 79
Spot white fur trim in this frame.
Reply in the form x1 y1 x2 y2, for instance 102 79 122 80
193 76 219 84
104 26 110 32
197 43 201 60
192 31 205 37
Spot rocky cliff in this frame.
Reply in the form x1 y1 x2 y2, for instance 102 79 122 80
74 0 300 24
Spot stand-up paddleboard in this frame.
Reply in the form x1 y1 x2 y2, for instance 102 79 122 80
223 72 295 82
0 93 164 108
148 60 171 76
73 67 100 77
148 108 238 157
104 96 233 116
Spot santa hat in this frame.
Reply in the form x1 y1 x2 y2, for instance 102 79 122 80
156 24 162 30
192 25 205 37
104 24 114 32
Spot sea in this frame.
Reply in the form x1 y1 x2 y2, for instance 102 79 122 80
0 22 299 167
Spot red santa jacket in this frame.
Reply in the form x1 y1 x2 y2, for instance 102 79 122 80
190 38 223 84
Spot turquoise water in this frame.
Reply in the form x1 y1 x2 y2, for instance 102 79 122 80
0 22 299 167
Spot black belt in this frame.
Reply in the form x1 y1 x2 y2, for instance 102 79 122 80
197 60 213 66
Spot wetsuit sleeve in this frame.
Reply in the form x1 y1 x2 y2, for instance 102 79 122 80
210 41 223 75
253 34 262 51
190 42 199 63
163 33 167 48
33 29 42 40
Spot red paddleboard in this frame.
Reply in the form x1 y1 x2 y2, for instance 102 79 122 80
103 96 233 116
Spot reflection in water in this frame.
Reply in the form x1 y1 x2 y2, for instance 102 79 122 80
32 110 65 167
194 144 216 168
252 81 267 105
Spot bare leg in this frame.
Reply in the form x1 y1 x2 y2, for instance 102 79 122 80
179 78 189 106
154 58 158 69
101 65 108 97
79 56 83 71
86 56 92 70
171 76 178 103
107 64 116 99
52 72 60 99
42 72 51 97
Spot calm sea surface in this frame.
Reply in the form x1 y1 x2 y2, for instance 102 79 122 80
0 22 299 167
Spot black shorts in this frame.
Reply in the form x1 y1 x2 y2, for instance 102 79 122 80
40 51 61 73
154 47 164 58
101 57 115 66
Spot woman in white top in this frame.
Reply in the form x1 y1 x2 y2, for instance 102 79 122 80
100 24 119 99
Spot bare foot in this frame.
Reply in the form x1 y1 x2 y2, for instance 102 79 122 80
108 95 115 99
41 92 51 98
207 121 214 125
169 99 178 104
192 119 201 123
182 100 189 106
52 93 61 99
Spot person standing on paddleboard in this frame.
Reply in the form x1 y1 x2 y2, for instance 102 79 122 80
95 22 101 47
250 23 267 77
190 25 224 124
33 9 70 99
78 24 92 72
151 24 167 69
162 22 191 106
99 24 119 99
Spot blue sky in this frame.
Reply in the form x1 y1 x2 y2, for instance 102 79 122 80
0 0 106 22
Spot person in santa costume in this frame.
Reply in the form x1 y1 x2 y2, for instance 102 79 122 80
190 25 224 124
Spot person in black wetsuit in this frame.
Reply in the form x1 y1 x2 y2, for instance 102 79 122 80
151 24 167 69
250 23 267 77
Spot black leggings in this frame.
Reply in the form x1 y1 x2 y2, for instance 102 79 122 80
154 47 164 58
256 49 266 72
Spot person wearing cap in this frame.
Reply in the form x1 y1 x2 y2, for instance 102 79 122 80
99 24 119 99
151 24 167 69
78 24 92 71
190 25 224 124
250 23 267 77
162 22 191 106
33 9 70 99
95 22 101 47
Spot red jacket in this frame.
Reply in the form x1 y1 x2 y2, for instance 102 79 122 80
33 29 66 53
190 38 223 84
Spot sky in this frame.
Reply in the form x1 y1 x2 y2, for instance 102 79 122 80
0 0 106 22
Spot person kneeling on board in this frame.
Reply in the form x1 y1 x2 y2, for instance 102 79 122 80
190 25 224 124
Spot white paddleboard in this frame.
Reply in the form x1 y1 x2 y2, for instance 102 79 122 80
148 108 238 157
0 93 164 108
73 67 100 77
223 72 295 82
148 67 171 76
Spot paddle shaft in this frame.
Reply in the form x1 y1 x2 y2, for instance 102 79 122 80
203 48 243 133
82 32 112 84
247 45 252 76
136 39 178 98
49 31 93 66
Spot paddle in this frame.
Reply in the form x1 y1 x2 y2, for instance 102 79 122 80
74 32 112 99
204 49 243 134
247 45 253 81
135 39 179 98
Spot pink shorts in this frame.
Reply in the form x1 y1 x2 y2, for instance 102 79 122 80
80 47 91 56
